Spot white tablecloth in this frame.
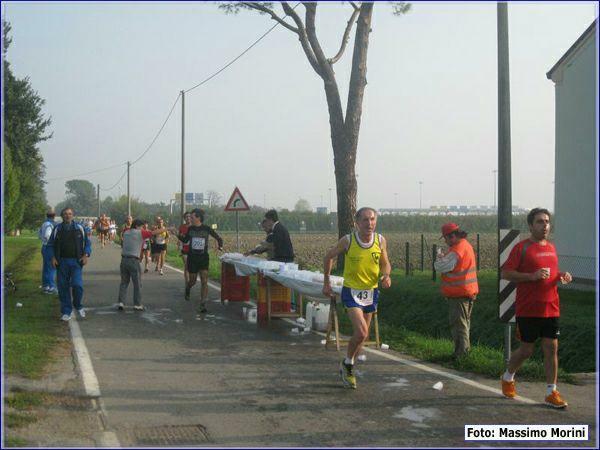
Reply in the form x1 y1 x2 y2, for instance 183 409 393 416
220 254 344 299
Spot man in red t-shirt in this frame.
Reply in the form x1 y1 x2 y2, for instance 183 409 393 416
500 208 573 408
178 212 192 298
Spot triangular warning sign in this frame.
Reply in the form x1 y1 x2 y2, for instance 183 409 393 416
224 187 250 211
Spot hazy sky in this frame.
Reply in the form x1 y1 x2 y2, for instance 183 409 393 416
4 1 597 211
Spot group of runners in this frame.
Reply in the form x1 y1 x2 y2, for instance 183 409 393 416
45 205 574 410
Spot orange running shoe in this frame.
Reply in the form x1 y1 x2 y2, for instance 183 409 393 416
545 390 568 409
501 378 516 398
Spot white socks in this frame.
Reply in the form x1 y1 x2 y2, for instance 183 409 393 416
503 370 515 382
547 384 557 395
344 357 354 366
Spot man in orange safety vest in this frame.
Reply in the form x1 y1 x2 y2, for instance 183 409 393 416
434 222 479 359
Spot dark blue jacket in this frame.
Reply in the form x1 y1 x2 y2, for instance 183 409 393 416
48 222 92 260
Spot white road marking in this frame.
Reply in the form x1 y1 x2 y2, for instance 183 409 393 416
69 318 101 397
70 319 121 446
163 262 538 405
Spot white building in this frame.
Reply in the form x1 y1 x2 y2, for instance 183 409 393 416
546 20 597 289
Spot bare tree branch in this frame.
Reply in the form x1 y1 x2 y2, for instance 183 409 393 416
241 2 299 33
303 2 335 80
280 2 323 77
349 1 360 11
328 6 360 65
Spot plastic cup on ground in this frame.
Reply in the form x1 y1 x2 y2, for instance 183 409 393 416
381 343 389 350
433 381 444 390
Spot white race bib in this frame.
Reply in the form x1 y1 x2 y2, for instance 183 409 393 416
191 237 206 251
350 289 374 306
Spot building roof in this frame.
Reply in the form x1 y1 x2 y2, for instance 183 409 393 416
547 20 597 80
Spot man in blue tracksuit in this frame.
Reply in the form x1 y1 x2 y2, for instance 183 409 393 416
38 208 57 294
48 207 92 321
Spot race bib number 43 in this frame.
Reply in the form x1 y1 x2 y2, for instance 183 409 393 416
191 237 206 251
351 289 374 306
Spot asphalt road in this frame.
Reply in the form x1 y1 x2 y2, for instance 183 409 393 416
76 241 597 447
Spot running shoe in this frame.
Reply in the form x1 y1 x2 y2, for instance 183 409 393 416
198 307 208 314
117 302 124 311
185 286 191 301
133 305 145 311
77 308 86 319
339 360 357 389
159 269 164 275
144 268 149 273
501 378 516 398
545 390 568 409
60 314 72 322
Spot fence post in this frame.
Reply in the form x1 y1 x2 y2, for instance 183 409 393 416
420 234 424 271
432 244 437 281
405 242 410 276
476 233 480 271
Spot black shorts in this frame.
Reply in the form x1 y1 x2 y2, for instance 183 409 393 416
516 317 560 343
187 254 209 273
152 243 167 254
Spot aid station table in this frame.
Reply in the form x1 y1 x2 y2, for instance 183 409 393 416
219 253 381 350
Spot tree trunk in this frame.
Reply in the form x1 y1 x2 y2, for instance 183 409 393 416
325 3 373 242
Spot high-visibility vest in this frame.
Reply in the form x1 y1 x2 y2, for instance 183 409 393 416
441 239 479 298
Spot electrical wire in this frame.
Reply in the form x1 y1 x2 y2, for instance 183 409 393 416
99 167 128 192
46 162 126 182
130 92 181 166
184 3 300 94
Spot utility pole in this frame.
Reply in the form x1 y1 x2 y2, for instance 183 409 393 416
498 2 513 364
419 181 423 210
127 161 131 216
97 184 100 218
493 169 498 210
180 90 185 224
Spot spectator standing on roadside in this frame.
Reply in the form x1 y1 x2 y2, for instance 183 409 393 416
48 208 92 321
39 208 57 294
434 223 479 359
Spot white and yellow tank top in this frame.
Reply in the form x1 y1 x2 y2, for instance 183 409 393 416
343 232 382 290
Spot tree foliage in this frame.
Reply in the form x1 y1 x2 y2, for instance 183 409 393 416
54 179 99 216
3 20 52 231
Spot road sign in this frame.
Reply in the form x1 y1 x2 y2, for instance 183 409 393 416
224 187 250 212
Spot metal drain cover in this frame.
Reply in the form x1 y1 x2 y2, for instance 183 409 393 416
132 424 210 446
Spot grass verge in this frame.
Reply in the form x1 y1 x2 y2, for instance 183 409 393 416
4 237 67 378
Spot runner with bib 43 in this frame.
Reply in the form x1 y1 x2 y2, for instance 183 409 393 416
323 207 392 389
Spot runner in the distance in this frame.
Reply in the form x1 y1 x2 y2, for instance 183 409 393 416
178 212 192 290
109 219 117 241
177 208 224 315
141 221 152 273
322 207 392 389
96 214 110 248
151 216 169 275
500 207 573 408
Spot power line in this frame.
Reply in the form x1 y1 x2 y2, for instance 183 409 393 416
99 167 128 192
130 92 181 166
184 3 299 94
46 162 126 182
